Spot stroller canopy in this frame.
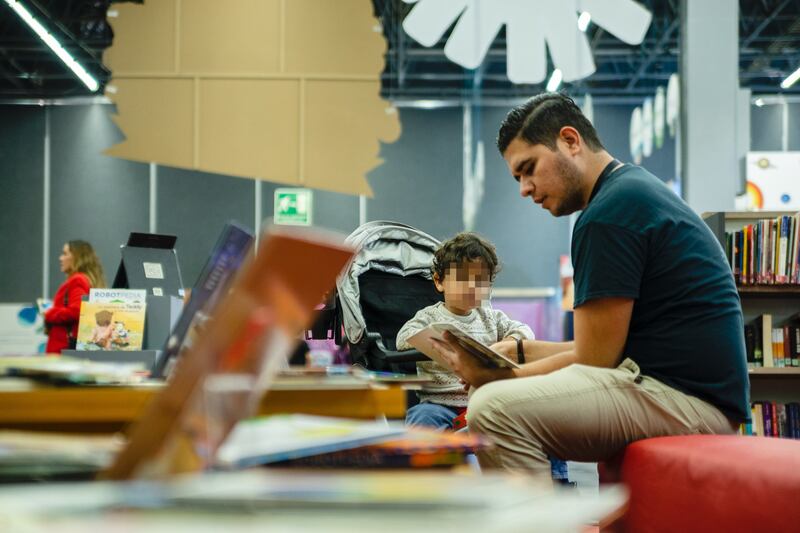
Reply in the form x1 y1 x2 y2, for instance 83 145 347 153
336 221 440 344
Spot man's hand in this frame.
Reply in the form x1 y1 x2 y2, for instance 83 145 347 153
432 331 514 389
490 339 517 357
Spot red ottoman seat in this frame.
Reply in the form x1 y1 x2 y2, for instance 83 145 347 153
602 435 800 533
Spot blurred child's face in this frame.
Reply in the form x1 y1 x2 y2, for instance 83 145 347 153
435 260 492 314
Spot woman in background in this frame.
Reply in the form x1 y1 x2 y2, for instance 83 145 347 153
44 240 106 353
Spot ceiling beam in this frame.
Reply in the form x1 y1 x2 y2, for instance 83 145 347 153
625 19 679 90
742 0 792 48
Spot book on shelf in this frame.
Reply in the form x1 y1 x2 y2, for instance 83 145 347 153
726 213 800 286
751 314 772 368
741 401 800 439
746 314 800 368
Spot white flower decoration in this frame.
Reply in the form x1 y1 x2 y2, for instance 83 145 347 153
401 0 652 84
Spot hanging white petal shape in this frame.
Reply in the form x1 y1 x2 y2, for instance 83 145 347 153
401 0 652 85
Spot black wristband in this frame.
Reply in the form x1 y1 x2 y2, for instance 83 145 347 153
516 338 525 364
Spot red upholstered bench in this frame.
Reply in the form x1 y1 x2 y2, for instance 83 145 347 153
599 435 800 533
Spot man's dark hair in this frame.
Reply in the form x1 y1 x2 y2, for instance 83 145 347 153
496 92 605 154
432 232 500 282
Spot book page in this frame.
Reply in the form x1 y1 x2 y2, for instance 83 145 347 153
406 327 452 371
408 323 519 370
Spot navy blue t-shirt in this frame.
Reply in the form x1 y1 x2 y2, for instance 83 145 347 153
572 164 750 422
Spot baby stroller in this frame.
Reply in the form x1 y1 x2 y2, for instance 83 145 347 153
309 221 442 374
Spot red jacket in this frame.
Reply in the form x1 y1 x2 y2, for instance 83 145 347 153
44 273 91 354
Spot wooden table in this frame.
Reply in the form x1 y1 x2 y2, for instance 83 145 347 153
0 379 407 433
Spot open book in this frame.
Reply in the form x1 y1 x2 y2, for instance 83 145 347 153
407 323 520 371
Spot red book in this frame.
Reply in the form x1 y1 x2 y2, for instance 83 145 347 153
771 401 779 437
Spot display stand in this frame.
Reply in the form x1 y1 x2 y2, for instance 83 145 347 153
64 294 184 371
112 232 184 298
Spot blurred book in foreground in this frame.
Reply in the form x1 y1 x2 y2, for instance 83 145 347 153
0 355 147 385
215 414 406 468
272 425 489 469
0 431 121 481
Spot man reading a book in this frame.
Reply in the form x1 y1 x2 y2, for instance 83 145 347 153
431 93 750 477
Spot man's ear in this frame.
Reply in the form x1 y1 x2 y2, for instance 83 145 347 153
433 272 444 293
559 126 582 154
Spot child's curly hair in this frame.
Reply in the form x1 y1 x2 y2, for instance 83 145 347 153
432 232 500 282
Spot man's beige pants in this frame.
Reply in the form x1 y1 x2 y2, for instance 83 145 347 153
467 358 737 473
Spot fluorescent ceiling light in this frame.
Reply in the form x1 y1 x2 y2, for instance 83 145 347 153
577 12 592 32
411 99 449 109
780 65 800 90
4 0 99 92
546 69 563 92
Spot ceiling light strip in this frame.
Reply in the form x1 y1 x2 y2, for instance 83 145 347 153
4 0 99 91
780 65 800 90
546 69 563 92
577 12 592 32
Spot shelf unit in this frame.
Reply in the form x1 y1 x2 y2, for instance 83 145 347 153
749 367 800 376
705 211 800 413
738 285 800 296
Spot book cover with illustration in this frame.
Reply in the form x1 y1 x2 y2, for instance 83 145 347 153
75 300 146 351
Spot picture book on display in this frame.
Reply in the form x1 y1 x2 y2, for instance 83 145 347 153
408 322 521 370
75 300 146 351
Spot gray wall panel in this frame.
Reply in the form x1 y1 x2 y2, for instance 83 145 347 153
787 103 800 151
157 167 255 286
48 104 149 292
475 106 570 288
751 104 783 151
0 106 45 301
593 104 678 185
367 108 464 240
311 190 360 234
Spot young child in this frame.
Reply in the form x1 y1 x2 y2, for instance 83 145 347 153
396 232 534 430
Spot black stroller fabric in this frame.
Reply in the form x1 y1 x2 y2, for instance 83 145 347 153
331 221 443 373
358 270 443 352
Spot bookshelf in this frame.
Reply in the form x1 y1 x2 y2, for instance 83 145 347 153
705 211 800 438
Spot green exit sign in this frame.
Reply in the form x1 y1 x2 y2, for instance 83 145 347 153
274 188 313 226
